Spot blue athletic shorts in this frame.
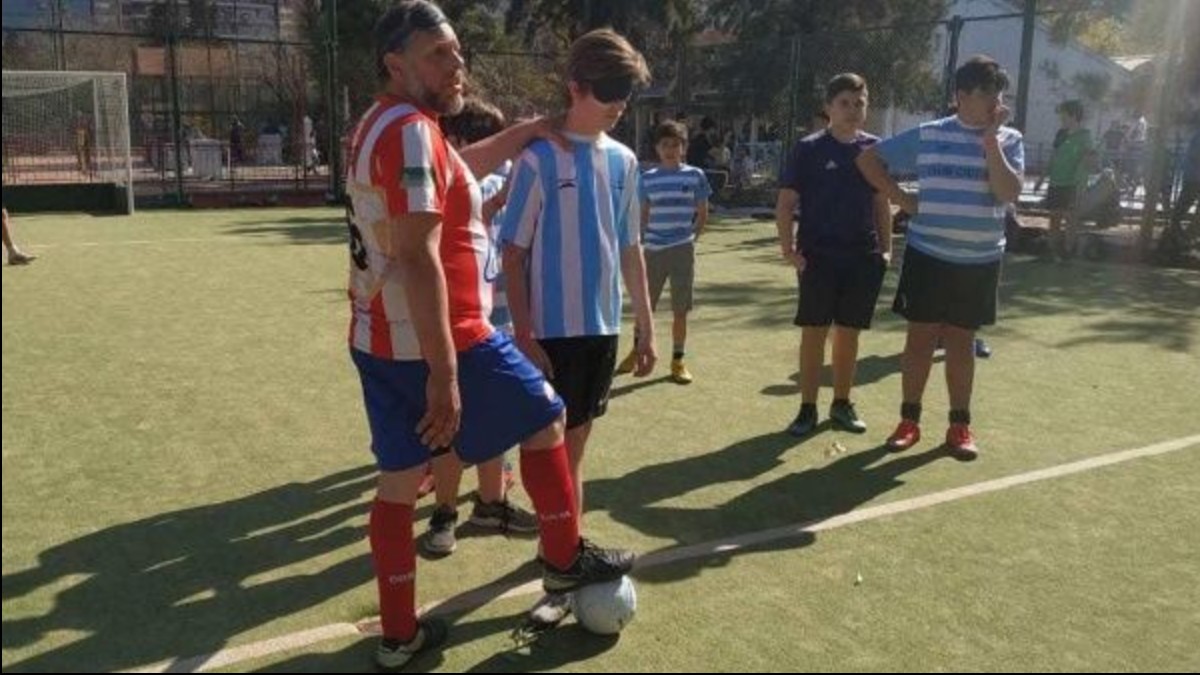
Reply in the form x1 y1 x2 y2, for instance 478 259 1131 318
352 331 564 472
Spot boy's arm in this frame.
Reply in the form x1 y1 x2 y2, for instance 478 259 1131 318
502 243 553 378
983 107 1023 203
1081 130 1098 177
620 244 657 376
855 148 917 216
621 160 656 376
694 171 713 241
873 193 893 264
774 188 804 270
694 199 709 240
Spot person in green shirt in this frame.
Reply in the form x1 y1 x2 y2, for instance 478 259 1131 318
1043 100 1094 260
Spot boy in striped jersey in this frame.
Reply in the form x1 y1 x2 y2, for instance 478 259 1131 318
856 55 1025 461
348 4 635 669
501 28 657 512
501 28 657 625
615 119 711 383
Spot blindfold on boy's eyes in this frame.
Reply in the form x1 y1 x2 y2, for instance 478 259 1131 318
587 76 635 104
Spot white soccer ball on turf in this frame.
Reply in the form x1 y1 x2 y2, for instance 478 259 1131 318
572 575 637 635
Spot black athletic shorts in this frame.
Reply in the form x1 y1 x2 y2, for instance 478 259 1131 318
794 253 887 330
892 246 1001 330
539 336 619 429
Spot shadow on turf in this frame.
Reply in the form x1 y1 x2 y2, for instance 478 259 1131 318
589 435 947 584
997 256 1199 353
759 353 944 397
245 612 620 673
691 234 1198 352
225 217 345 245
248 555 619 673
1 465 389 673
609 374 674 399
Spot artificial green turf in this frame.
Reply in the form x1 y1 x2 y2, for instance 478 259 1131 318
4 209 1198 672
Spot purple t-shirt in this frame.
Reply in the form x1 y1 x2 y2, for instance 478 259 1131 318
779 129 880 259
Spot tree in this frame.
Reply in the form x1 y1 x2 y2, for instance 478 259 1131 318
702 0 946 129
502 0 696 49
1026 0 1190 57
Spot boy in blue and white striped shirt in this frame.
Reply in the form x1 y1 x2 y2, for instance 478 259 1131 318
615 120 711 384
857 55 1025 461
500 28 657 515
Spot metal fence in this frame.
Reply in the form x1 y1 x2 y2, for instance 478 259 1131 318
2 2 1193 246
2 1 336 206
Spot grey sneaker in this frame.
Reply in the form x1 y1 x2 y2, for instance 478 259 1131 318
469 496 538 534
375 617 448 671
528 592 572 627
542 538 635 593
421 505 458 556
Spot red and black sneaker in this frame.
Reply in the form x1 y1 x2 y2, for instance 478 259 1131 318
885 419 921 452
945 423 979 461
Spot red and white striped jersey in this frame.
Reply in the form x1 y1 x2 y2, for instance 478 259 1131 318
345 95 493 360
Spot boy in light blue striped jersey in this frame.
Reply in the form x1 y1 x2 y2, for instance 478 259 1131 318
616 120 711 384
856 55 1025 461
500 27 657 515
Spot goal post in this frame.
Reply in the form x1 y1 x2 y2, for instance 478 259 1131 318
2 70 135 214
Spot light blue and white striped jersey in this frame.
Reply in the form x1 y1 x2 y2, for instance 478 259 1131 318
499 132 641 339
480 161 511 331
638 164 711 251
875 115 1024 264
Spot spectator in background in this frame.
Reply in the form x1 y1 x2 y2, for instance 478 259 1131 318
1042 100 1094 261
1102 120 1125 169
229 116 246 164
74 112 93 175
687 116 715 168
303 114 320 171
1158 123 1200 257
708 133 732 170
731 145 754 192
1122 113 1148 194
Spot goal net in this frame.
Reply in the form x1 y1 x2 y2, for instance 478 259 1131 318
2 70 134 213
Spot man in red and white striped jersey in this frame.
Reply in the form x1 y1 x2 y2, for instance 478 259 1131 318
345 2 636 670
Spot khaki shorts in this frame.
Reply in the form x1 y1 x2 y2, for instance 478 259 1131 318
645 242 695 313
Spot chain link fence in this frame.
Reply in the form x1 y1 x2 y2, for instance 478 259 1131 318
3 1 334 207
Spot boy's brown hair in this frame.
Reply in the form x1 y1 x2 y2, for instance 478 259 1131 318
825 73 867 103
440 97 506 144
955 55 1010 94
654 120 688 145
566 28 651 94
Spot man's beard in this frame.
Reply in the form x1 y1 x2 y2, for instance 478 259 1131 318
412 81 463 116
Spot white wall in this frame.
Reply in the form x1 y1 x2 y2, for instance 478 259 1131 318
879 0 1132 171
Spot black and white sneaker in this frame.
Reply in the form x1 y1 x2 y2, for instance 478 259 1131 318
541 538 635 593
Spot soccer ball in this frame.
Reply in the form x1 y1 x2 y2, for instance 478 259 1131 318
572 575 637 635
